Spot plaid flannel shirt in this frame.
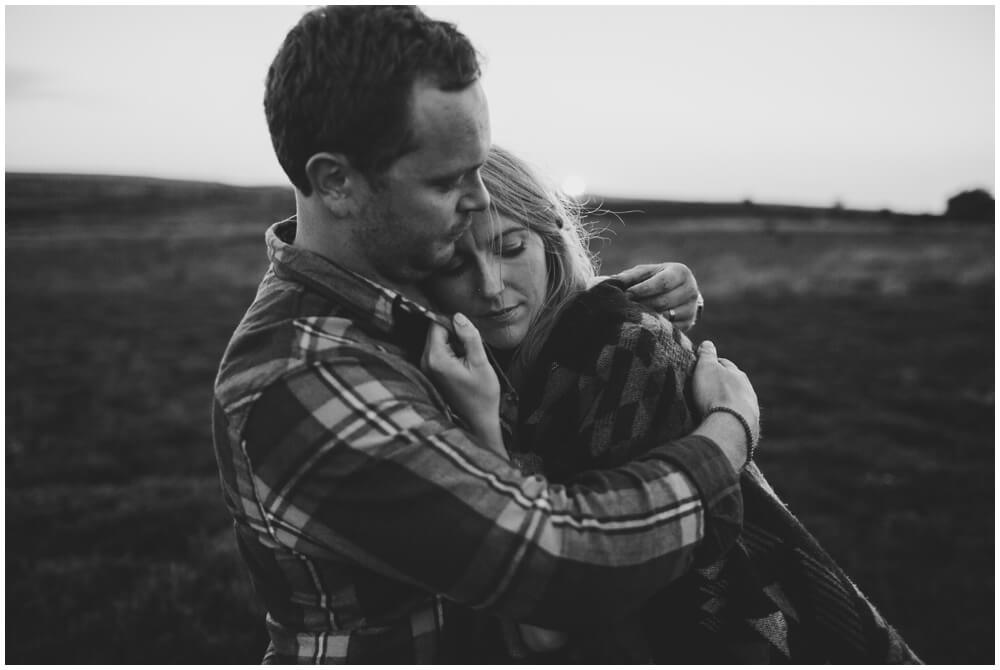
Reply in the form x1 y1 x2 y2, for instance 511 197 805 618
212 218 743 663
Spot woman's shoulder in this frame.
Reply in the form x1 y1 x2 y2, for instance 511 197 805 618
571 278 685 339
545 279 695 368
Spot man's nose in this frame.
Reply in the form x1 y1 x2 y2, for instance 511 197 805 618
458 171 490 213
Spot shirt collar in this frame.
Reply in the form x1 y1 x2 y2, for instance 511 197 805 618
265 216 454 340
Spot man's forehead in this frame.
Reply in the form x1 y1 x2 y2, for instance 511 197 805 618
409 78 487 120
405 80 490 163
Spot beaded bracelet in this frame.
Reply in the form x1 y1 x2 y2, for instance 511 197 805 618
707 405 757 466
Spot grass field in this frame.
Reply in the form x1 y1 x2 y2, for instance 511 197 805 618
5 192 994 663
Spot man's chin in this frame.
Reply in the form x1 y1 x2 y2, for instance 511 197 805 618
399 254 453 287
422 245 459 274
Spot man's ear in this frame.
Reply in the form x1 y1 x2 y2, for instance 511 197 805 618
304 152 360 218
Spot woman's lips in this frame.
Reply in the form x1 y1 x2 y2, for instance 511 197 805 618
480 304 520 323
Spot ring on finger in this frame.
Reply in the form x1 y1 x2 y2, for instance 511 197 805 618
667 308 677 321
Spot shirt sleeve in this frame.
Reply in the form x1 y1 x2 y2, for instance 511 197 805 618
241 344 741 629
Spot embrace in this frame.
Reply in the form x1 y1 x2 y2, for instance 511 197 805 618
212 6 920 663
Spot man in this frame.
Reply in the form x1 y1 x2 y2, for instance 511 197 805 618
213 5 759 663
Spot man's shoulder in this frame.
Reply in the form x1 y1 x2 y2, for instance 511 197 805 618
214 287 412 417
291 316 395 361
281 316 436 402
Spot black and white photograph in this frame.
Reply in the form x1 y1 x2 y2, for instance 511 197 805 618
5 4 994 664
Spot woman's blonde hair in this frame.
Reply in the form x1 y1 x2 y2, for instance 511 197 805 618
480 145 599 384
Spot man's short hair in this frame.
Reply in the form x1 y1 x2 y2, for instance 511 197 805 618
265 5 481 194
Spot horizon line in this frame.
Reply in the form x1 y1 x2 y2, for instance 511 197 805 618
5 168 969 218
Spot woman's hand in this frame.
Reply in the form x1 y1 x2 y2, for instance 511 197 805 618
691 340 761 469
612 262 703 331
421 313 505 457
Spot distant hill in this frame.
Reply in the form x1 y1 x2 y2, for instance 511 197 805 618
4 172 957 231
584 195 943 225
5 173 295 230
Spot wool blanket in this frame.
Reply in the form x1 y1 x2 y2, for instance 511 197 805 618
509 279 921 663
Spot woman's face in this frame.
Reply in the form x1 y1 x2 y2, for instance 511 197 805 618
423 211 548 350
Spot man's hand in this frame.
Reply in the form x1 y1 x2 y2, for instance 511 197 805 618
612 262 703 331
691 341 760 470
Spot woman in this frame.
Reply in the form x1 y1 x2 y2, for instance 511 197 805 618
419 146 921 663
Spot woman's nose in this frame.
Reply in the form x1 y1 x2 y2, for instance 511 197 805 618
478 265 505 299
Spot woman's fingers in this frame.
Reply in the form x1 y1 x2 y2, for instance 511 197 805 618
629 280 700 328
422 321 453 373
666 302 698 332
612 263 662 289
647 287 698 313
423 315 488 377
614 262 704 331
622 262 691 297
452 313 487 368
633 278 694 303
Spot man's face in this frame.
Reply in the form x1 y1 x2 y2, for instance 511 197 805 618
356 80 492 285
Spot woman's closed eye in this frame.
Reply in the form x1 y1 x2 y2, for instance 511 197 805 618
438 237 527 278
499 239 527 258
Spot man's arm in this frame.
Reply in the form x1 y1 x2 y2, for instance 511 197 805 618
241 348 741 629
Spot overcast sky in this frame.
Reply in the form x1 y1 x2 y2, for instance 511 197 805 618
5 4 994 214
